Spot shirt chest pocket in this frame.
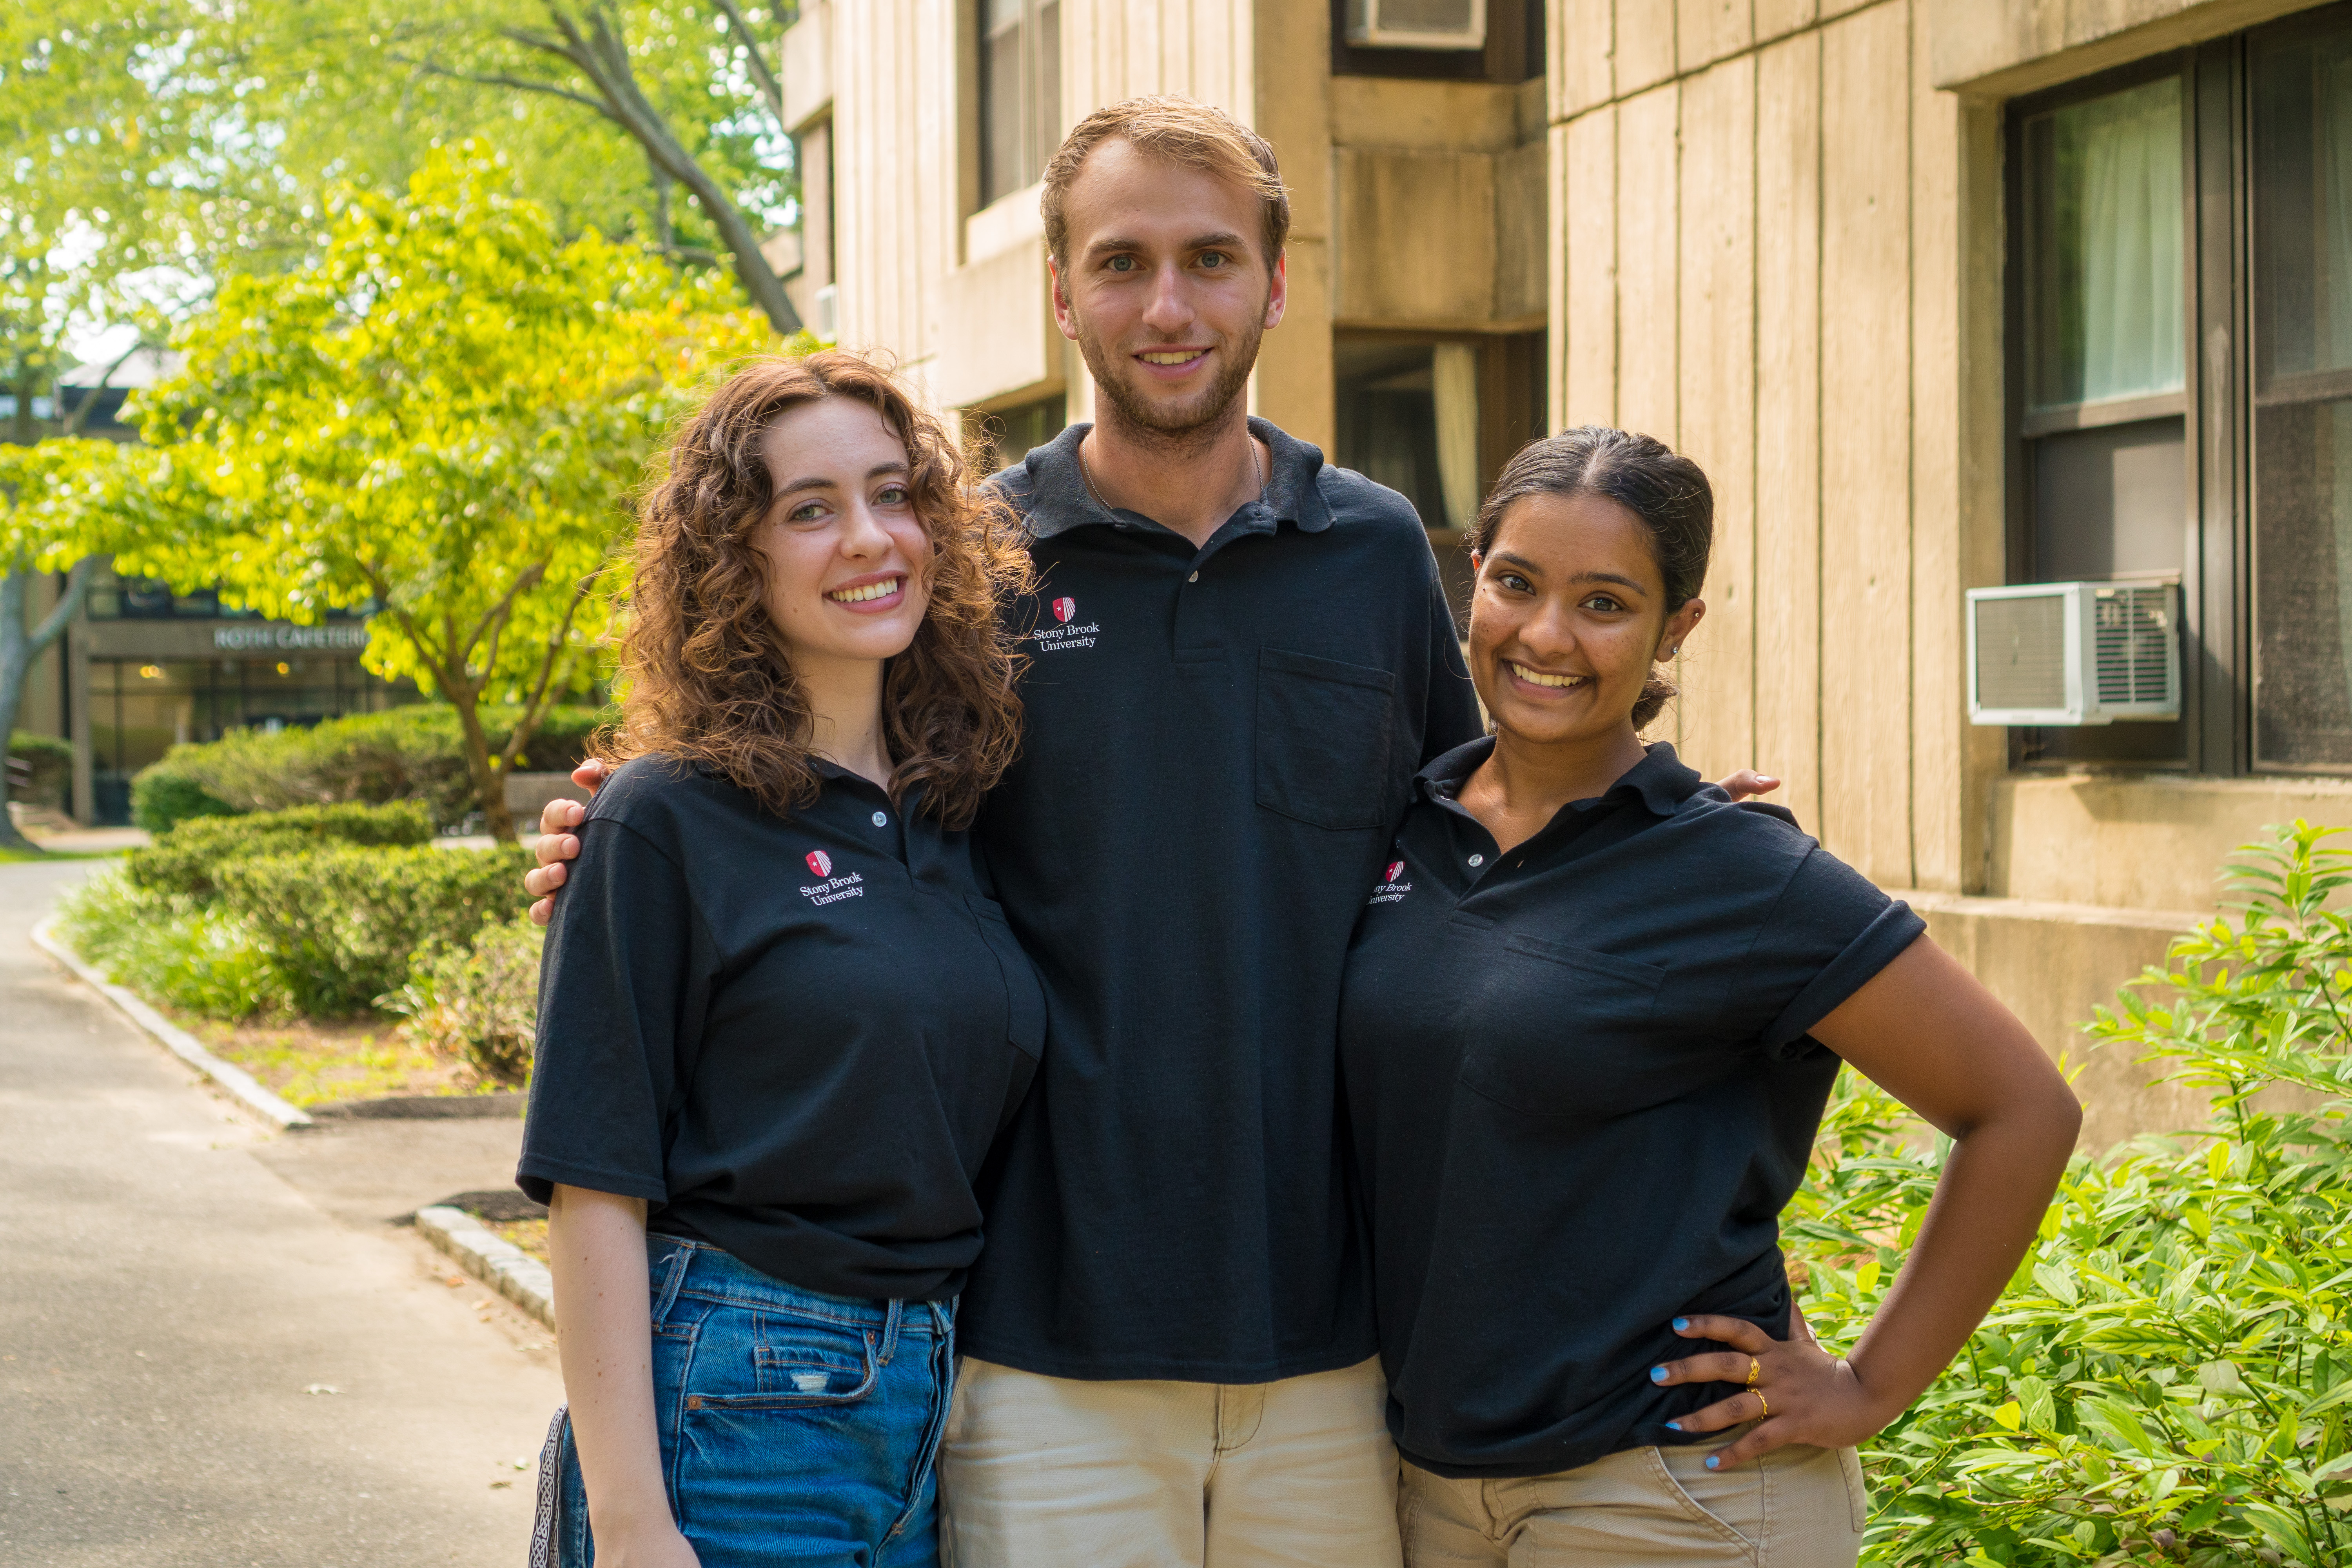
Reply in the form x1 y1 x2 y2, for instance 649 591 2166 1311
1255 647 1397 832
1456 934 1676 1120
967 896 1046 1062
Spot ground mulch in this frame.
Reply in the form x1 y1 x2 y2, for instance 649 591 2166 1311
186 1013 503 1108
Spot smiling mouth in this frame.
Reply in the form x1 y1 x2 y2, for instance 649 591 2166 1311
1507 661 1590 691
1137 349 1208 367
827 575 905 604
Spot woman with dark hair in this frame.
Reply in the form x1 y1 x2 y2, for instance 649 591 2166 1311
1341 428 2082 1566
519 350 1040 1568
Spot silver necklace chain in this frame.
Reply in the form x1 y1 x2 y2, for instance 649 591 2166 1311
1079 434 1265 517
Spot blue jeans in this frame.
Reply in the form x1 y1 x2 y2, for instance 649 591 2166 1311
539 1238 956 1568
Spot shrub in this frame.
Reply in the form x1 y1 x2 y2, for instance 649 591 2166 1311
1786 821 2352 1568
215 844 533 1016
128 800 435 900
54 868 291 1019
130 762 238 834
136 704 612 829
7 730 72 808
384 914 543 1083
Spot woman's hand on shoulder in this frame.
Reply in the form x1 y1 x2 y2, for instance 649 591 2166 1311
1648 1310 1898 1469
1715 769 1780 802
525 760 610 925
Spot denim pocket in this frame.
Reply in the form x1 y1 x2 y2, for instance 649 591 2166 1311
683 1308 880 1412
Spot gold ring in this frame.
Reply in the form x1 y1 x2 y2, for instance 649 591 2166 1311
1745 1357 1761 1388
1755 1390 1770 1418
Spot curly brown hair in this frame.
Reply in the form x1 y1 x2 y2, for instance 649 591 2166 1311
603 350 1032 828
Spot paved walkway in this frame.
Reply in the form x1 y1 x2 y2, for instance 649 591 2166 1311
0 857 563 1566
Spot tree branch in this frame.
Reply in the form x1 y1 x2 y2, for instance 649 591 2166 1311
59 344 143 438
388 51 622 125
28 557 96 656
708 0 786 129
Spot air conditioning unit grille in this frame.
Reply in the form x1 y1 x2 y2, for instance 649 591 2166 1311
1975 594 2068 712
1347 0 1485 47
2093 586 2171 706
1374 0 1477 29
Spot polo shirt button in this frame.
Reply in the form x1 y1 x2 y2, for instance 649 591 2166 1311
1188 571 1199 583
872 811 887 827
1468 854 1485 867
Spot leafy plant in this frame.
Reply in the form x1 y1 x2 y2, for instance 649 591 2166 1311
1785 820 2352 1567
7 729 71 807
128 800 436 900
55 869 292 1020
129 764 239 835
384 913 544 1083
213 844 533 1016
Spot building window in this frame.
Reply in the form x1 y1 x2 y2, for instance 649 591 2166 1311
1329 0 1538 83
2007 3 2352 776
979 0 1060 207
967 393 1067 476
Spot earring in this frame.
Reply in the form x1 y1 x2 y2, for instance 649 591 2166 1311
1664 646 1679 659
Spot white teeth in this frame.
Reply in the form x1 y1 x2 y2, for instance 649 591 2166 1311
1509 662 1586 689
828 578 902 604
1140 351 1200 364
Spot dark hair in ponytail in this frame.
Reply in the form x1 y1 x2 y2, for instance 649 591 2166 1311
1467 426 1713 731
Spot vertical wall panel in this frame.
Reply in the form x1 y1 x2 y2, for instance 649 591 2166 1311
1678 0 1753 73
1561 0 1615 119
1907 0 1964 891
1754 29 1823 831
1614 83 1679 446
1674 55 1757 780
1562 108 1619 427
1817 0 1912 884
1754 0 1818 40
1614 0 1679 96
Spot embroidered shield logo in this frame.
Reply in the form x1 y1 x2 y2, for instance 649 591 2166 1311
1386 860 1405 883
806 850 832 877
1052 596 1076 623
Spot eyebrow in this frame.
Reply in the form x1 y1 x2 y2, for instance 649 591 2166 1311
775 461 909 499
1491 552 1650 594
1084 230 1250 260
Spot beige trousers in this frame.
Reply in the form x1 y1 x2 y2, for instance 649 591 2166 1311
938 1354 1404 1568
1397 1432 1866 1568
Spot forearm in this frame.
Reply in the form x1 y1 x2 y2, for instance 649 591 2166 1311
548 1185 670 1533
1841 1096 2079 1416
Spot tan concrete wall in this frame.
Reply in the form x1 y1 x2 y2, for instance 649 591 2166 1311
1548 0 2007 897
1987 774 2352 911
1927 0 2319 94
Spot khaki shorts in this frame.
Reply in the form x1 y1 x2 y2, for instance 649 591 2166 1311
939 1354 1404 1568
1398 1430 1866 1568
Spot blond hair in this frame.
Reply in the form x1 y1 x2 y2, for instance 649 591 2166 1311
1041 96 1291 272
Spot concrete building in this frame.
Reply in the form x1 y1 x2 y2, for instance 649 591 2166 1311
775 0 2352 1143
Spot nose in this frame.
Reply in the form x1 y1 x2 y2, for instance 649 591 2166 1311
1517 593 1582 661
1140 261 1195 336
836 494 892 558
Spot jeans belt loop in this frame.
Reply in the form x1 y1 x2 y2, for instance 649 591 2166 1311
650 1241 692 1326
878 1298 904 1366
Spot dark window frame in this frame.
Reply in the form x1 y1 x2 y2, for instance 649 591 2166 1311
976 0 1061 210
1328 0 1541 84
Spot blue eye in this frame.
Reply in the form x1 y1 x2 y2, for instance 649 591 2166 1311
1200 251 1227 268
877 484 911 506
1107 256 1137 273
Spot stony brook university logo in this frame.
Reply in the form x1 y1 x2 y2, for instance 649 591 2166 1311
805 850 832 877
1052 596 1076 623
800 849 865 906
1369 857 1412 907
1026 595 1099 654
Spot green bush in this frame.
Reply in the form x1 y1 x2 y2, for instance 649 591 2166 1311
384 913 543 1083
130 762 238 833
215 843 533 1016
1786 821 2352 1567
7 730 71 808
127 800 435 900
54 868 291 1019
135 704 612 829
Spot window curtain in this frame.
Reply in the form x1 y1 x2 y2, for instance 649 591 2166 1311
1432 343 1480 530
2065 80 2185 403
2319 42 2352 732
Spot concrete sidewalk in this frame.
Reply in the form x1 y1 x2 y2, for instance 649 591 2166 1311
0 856 562 1567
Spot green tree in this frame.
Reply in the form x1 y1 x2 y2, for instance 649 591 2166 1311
120 146 768 841
0 437 120 850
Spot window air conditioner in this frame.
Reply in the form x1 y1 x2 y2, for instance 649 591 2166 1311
1347 0 1486 51
1966 580 2180 726
814 284 839 343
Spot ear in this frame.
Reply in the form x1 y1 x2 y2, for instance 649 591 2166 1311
1049 258 1080 342
1263 251 1289 330
1657 598 1706 660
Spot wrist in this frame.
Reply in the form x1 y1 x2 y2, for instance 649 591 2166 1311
1838 1353 1916 1426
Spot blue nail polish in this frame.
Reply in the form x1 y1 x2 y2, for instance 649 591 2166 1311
1650 1365 1667 1383
1666 1421 1681 1431
1673 1317 1690 1332
1705 1455 1720 1470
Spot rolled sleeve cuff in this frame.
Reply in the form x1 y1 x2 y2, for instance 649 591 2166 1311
1758 901 1927 1058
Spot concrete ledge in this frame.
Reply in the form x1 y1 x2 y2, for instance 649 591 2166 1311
415 1205 555 1329
31 917 314 1132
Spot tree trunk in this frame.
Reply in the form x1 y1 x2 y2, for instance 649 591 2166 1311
450 691 517 844
0 558 96 853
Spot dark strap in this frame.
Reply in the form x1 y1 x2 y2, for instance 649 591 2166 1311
528 1404 567 1568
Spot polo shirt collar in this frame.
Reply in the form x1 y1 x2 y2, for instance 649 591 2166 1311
1017 416 1333 540
1416 736 1709 820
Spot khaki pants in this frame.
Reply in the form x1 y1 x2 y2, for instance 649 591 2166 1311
938 1355 1404 1568
1398 1432 1865 1568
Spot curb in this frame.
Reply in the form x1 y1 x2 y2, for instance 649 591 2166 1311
31 917 315 1131
416 1205 556 1329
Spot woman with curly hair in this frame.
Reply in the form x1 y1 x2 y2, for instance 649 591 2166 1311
517 351 1042 1568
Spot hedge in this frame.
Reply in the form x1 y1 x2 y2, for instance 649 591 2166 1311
214 843 534 1016
131 703 612 833
7 730 72 808
127 800 436 900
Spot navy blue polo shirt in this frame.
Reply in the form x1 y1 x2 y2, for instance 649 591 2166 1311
1339 738 1925 1476
519 757 1044 1302
962 418 1483 1381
